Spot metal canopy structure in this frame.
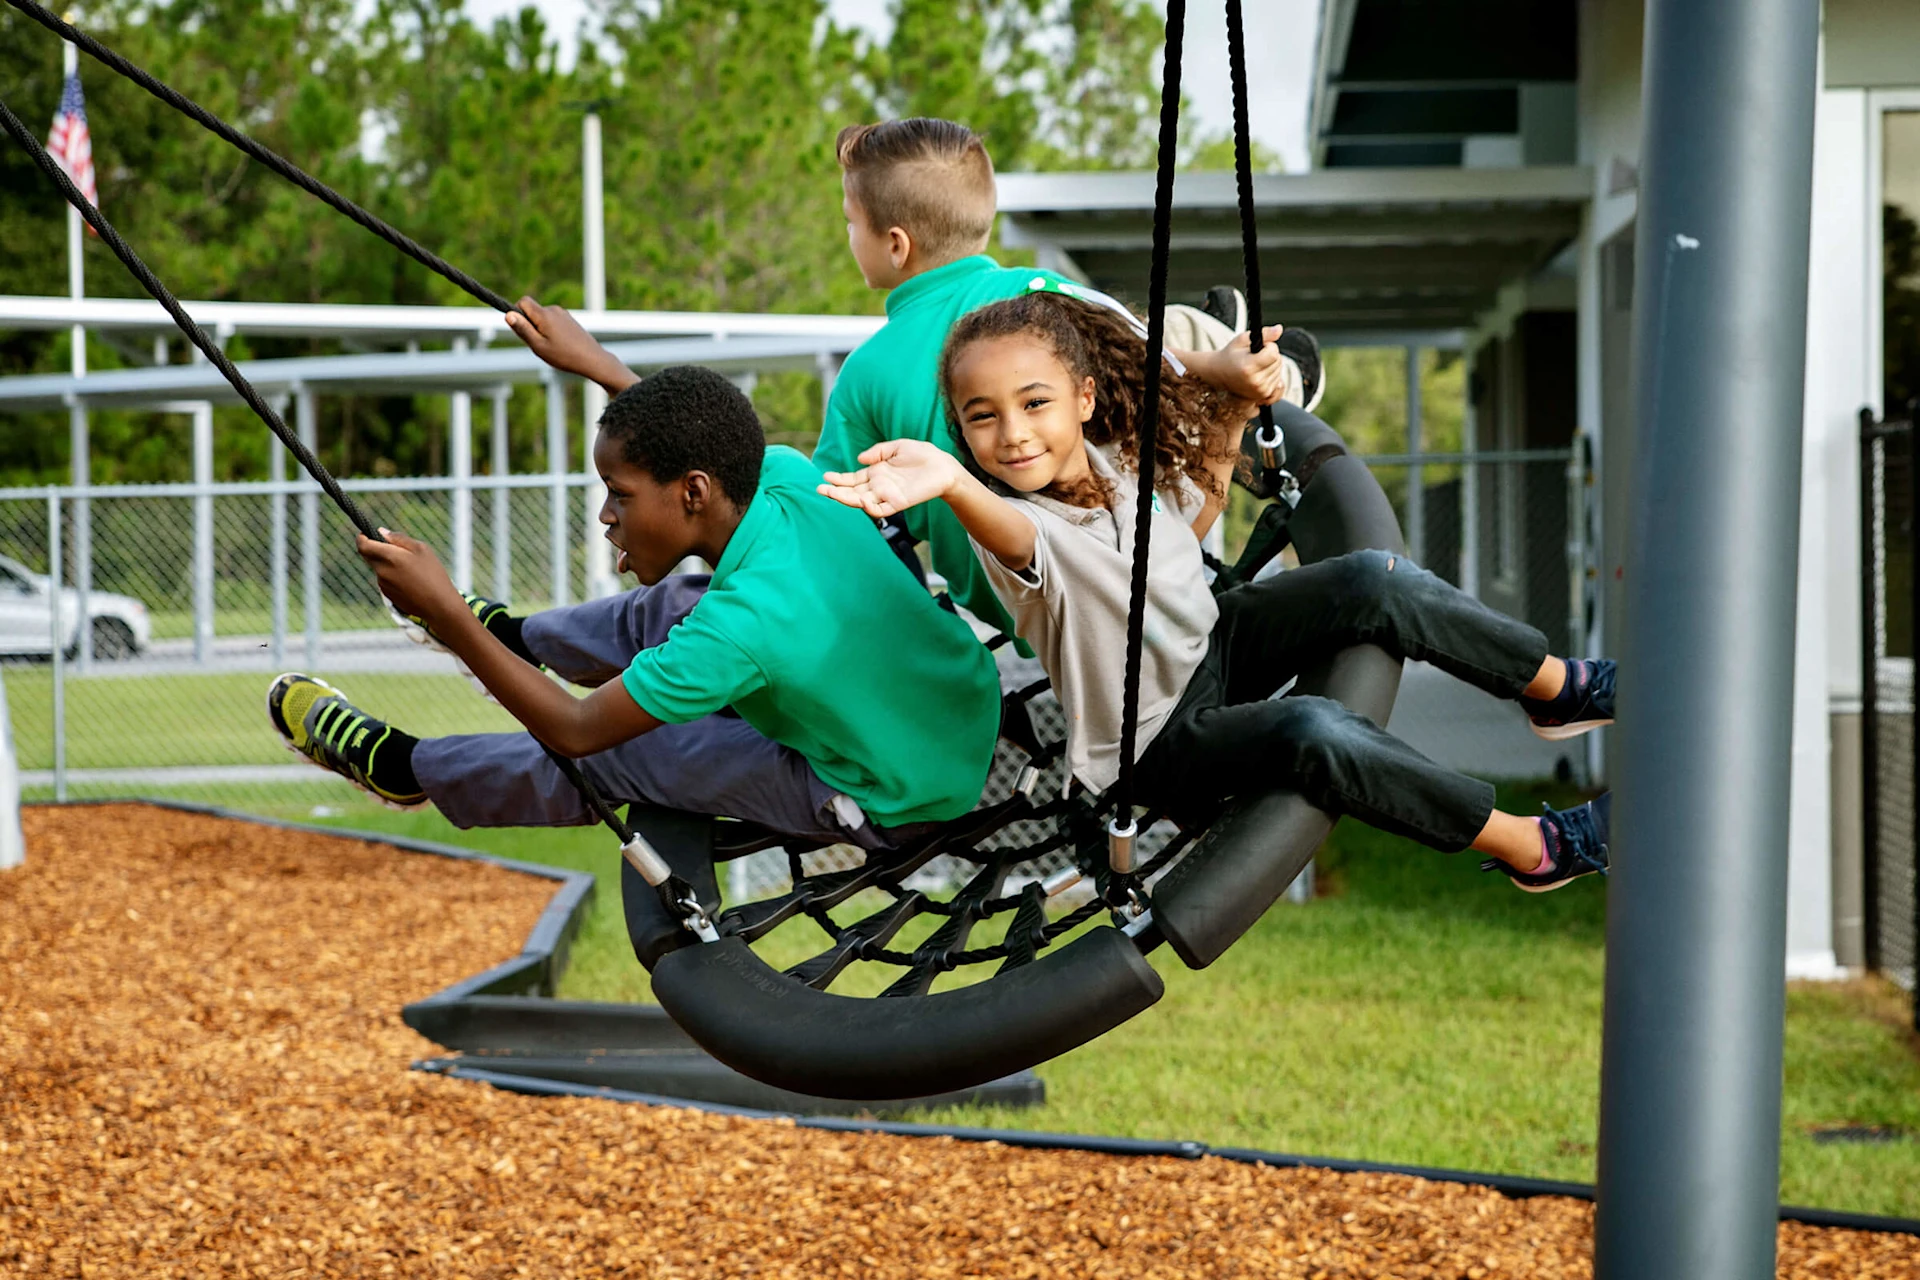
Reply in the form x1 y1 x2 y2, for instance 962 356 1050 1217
0 332 864 413
996 166 1589 335
0 295 883 346
1310 0 1578 170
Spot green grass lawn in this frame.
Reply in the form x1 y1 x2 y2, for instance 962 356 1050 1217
5 669 524 772
258 784 1920 1221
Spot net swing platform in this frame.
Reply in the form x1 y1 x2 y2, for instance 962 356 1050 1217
624 400 1405 1101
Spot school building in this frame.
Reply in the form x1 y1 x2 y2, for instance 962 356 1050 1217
996 0 1920 981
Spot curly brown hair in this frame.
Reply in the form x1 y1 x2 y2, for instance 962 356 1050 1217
937 291 1245 507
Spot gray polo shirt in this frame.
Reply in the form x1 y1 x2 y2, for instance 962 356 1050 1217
973 442 1218 793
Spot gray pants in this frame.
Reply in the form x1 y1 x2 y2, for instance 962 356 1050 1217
412 576 891 847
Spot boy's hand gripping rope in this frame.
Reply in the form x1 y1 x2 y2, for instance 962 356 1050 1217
1224 0 1294 499
0 86 708 938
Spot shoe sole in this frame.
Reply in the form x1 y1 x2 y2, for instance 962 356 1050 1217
264 673 428 813
1530 717 1614 742
1512 868 1599 894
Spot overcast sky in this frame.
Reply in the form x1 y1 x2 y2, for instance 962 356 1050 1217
459 0 1319 170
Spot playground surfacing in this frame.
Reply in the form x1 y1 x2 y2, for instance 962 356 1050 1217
1 806 1913 1279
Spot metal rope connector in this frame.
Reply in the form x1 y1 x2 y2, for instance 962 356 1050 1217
1255 421 1286 472
1014 763 1041 800
678 896 720 943
1106 816 1137 875
1040 865 1083 898
619 833 672 887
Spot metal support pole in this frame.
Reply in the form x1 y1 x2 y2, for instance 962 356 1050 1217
816 350 842 424
65 39 90 677
268 394 289 668
1566 432 1589 660
1594 2 1820 1277
581 111 612 600
191 402 214 666
297 388 321 667
1405 344 1425 567
1459 349 1481 597
449 338 473 593
48 490 64 803
492 386 512 603
545 371 570 609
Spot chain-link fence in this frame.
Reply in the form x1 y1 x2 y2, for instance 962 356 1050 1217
0 446 1596 898
0 473 608 814
1861 411 1918 1008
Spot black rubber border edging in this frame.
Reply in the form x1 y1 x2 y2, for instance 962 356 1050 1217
39 800 1920 1240
430 1063 1920 1239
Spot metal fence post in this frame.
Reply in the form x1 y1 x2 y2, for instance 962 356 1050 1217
546 370 570 609
47 490 64 803
269 395 289 669
450 337 473 593
1860 411 1882 973
583 382 609 599
1405 345 1425 566
298 388 321 667
192 402 214 665
492 386 512 603
1566 432 1589 659
1459 351 1481 598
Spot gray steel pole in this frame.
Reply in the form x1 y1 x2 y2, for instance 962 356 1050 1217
1404 344 1424 567
297 388 321 667
47 491 63 803
1595 2 1819 1277
491 386 512 604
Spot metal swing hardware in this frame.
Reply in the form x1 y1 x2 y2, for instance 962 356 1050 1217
622 833 719 942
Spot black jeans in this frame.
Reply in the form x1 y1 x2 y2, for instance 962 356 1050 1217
1135 549 1549 851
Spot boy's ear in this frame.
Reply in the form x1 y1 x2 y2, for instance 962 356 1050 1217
887 225 914 271
681 471 712 514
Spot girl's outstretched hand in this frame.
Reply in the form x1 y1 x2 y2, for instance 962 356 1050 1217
819 439 962 518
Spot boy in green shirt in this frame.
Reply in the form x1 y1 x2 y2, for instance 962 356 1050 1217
818 117 1322 639
266 364 1000 846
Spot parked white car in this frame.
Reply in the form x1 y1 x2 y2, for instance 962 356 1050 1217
0 555 151 660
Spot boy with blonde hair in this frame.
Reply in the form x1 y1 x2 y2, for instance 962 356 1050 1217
819 117 1320 639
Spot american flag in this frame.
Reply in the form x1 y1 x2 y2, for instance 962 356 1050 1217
47 70 98 212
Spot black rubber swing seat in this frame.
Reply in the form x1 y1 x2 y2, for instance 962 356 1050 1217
622 402 1406 1101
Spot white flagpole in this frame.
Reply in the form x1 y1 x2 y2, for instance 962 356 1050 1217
63 33 93 674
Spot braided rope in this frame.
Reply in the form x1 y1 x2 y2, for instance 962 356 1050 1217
1110 0 1186 823
1224 0 1278 445
6 0 522 316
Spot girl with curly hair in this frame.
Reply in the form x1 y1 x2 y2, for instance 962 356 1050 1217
820 287 1618 890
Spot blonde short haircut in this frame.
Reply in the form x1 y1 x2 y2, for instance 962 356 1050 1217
835 119 997 265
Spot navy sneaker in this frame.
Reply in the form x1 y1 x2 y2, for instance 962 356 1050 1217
1521 657 1616 742
1278 326 1325 413
1486 794 1611 893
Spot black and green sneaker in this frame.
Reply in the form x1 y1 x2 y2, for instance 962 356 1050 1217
387 590 513 653
385 591 535 702
266 673 426 810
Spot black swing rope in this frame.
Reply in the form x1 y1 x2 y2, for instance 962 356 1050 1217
1109 0 1274 890
0 87 672 907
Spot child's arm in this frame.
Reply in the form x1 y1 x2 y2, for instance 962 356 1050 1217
1173 324 1287 407
504 296 639 398
357 531 659 756
819 441 1037 572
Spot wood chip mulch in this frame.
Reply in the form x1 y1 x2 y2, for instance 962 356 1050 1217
2 803 1915 1278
